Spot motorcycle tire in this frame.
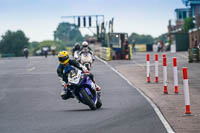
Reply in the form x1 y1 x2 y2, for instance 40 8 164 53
96 97 102 109
80 89 96 110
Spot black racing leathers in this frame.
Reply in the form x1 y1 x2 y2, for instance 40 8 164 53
57 59 96 100
72 47 80 56
57 59 84 83
57 59 95 85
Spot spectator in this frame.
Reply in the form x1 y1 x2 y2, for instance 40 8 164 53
124 40 129 59
132 40 136 54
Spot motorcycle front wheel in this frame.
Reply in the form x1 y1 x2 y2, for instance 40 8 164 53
80 89 96 110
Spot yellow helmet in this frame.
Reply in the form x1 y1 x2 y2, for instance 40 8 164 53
58 51 69 64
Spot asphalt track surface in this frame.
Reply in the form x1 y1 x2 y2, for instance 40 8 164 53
0 56 167 133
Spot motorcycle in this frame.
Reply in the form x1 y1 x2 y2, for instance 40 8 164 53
44 51 48 58
24 50 29 59
80 51 93 70
42 47 48 58
67 69 102 110
23 48 29 59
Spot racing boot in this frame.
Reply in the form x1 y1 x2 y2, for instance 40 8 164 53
60 88 74 100
95 84 101 96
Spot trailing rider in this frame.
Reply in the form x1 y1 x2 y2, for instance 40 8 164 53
72 43 81 57
79 41 95 61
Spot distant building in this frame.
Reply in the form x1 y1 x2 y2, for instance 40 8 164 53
182 0 200 48
168 8 190 34
168 0 200 51
182 0 200 27
168 8 190 51
175 8 190 28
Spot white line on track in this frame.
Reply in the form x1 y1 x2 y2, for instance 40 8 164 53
179 54 188 59
27 66 36 72
96 56 175 133
132 60 145 67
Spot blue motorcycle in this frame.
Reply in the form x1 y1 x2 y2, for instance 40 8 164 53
67 69 102 110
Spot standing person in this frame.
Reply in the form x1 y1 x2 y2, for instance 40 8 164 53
56 51 101 100
124 40 129 59
132 40 136 54
194 36 198 48
160 40 164 52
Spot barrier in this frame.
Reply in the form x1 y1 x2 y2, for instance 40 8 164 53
146 54 150 83
135 44 146 52
66 47 72 55
155 54 159 83
173 57 179 93
129 44 133 59
100 47 111 61
163 57 168 94
182 67 192 115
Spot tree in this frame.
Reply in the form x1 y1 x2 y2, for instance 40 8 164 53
32 40 65 55
0 30 29 56
184 17 195 33
54 22 83 44
128 33 154 44
154 33 168 43
28 41 40 56
29 41 39 49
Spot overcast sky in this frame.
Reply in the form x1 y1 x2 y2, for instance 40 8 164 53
0 0 185 42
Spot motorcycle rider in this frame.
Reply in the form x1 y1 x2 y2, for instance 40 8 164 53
42 47 48 58
79 41 95 61
57 51 101 100
72 43 81 57
23 46 29 59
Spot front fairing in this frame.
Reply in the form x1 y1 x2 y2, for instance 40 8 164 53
80 52 92 63
68 74 97 104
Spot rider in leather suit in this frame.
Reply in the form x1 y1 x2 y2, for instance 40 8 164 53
79 41 95 61
57 51 100 100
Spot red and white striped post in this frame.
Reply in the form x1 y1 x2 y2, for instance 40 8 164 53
163 57 168 94
155 54 159 83
173 57 179 93
162 53 166 58
182 67 191 115
146 54 150 83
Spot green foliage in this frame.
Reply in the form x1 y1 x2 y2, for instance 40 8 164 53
29 41 39 56
54 22 83 43
29 41 39 49
154 33 168 43
33 40 66 55
0 30 29 56
38 40 55 49
184 17 195 33
128 33 154 44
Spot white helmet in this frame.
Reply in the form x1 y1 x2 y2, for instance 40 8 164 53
82 41 89 47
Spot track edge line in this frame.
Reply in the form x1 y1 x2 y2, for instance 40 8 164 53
95 56 175 133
